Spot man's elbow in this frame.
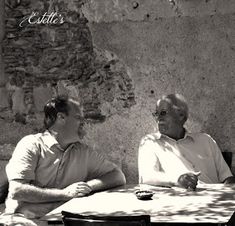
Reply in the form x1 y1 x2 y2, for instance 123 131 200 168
119 169 126 185
139 177 154 185
114 168 126 186
8 180 25 200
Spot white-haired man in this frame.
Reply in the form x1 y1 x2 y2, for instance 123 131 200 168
138 94 235 189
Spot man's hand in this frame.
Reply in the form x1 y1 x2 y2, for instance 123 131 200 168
63 182 92 198
177 172 201 190
224 176 235 184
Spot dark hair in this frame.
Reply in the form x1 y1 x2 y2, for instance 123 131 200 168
43 95 71 129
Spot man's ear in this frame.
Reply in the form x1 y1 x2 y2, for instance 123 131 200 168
56 112 66 124
179 112 186 124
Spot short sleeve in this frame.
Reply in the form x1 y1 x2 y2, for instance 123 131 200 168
138 135 161 183
206 134 233 182
86 149 117 180
6 135 39 182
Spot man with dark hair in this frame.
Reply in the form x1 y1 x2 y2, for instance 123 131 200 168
1 95 126 225
138 93 235 190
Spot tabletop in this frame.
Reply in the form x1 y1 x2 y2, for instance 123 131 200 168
42 183 235 224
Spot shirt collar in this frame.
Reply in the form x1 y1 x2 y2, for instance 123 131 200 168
155 130 194 142
40 130 77 151
40 130 63 150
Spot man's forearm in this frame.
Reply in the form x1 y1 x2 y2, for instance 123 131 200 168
140 172 176 187
86 168 126 192
8 181 70 203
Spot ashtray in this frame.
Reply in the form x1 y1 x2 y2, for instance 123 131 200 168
135 190 154 200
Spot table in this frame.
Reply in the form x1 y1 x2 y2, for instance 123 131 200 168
42 184 235 225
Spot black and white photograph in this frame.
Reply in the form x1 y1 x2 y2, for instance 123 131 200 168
0 0 234 225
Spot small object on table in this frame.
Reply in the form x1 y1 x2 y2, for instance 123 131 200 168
135 190 154 200
187 186 196 192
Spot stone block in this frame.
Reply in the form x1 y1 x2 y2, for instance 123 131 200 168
0 144 14 160
0 87 9 109
33 86 53 112
0 1 4 42
12 87 26 114
0 47 6 87
40 49 65 70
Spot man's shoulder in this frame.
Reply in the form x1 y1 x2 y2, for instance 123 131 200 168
140 133 161 143
142 132 159 139
17 133 43 145
12 133 44 155
188 132 214 142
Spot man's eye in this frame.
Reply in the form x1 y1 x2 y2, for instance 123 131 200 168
74 116 82 120
152 110 168 117
152 111 159 117
160 111 167 116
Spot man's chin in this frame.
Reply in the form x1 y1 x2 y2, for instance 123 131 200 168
77 131 86 140
158 125 167 133
72 137 83 144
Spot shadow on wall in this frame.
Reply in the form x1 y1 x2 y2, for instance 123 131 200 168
201 96 233 153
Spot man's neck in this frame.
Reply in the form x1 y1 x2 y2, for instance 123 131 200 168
48 129 70 150
164 128 185 141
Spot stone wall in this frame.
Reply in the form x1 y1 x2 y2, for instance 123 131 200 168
0 0 135 173
0 0 234 183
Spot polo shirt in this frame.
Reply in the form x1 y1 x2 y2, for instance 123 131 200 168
138 132 232 184
5 131 118 218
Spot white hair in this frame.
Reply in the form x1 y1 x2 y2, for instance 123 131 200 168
157 93 189 122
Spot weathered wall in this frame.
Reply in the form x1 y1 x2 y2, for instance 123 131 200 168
0 0 235 183
82 0 235 182
0 0 135 171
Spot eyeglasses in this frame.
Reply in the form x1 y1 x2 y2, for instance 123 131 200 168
152 110 169 118
72 115 87 123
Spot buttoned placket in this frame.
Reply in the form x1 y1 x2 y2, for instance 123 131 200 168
174 138 198 172
54 148 64 187
54 144 75 187
161 136 195 171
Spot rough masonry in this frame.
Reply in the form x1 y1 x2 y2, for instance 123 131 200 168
0 0 234 182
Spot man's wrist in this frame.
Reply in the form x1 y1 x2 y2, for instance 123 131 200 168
168 175 181 187
86 179 102 192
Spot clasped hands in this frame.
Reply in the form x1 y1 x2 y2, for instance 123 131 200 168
63 182 92 198
177 172 201 190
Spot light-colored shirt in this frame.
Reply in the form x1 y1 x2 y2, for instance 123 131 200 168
138 132 232 184
5 131 118 217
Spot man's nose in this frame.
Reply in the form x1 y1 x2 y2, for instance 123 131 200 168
79 120 85 127
158 114 165 120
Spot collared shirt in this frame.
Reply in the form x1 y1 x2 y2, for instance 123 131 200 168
138 132 232 184
5 131 118 217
